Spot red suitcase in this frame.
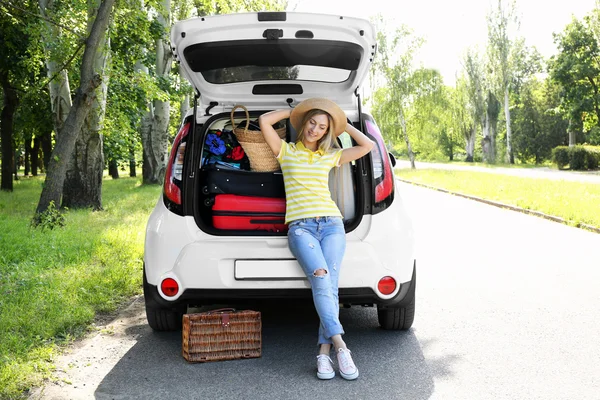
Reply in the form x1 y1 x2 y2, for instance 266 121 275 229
212 194 287 232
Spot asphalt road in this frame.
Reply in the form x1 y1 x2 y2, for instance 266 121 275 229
31 182 600 400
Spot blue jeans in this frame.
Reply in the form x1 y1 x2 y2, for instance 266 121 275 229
287 217 346 345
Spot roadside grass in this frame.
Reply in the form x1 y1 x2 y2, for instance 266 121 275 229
0 175 161 399
394 158 555 169
435 161 553 169
396 169 600 229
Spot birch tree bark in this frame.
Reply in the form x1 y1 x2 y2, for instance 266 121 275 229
142 0 171 184
38 0 73 134
136 61 154 183
35 0 116 216
398 107 416 169
61 0 111 209
466 125 476 162
180 94 190 122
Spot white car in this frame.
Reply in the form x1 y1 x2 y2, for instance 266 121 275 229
143 11 416 331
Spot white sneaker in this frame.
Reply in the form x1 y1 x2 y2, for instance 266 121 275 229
316 354 335 380
336 348 359 380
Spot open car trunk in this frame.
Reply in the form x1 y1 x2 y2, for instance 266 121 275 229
191 109 362 236
170 12 376 112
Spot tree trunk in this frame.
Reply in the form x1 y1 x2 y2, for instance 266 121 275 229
35 0 116 216
62 126 105 209
147 100 170 183
487 91 500 164
482 112 491 163
568 119 576 146
62 0 111 210
32 137 41 176
1 72 18 191
466 125 476 162
504 87 514 164
180 94 190 122
108 159 119 179
25 140 31 176
140 105 155 182
39 0 73 134
142 0 171 185
13 148 20 181
134 61 152 182
399 108 416 169
40 129 52 171
129 146 136 177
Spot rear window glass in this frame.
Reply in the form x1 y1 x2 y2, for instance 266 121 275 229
202 65 351 84
184 39 362 85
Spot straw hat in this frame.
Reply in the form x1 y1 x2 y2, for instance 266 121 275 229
290 98 347 136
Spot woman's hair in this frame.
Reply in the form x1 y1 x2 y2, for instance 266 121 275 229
296 109 340 152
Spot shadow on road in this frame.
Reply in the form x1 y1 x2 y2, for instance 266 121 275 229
95 302 437 400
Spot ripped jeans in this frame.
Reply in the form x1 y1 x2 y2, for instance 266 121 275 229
287 216 346 345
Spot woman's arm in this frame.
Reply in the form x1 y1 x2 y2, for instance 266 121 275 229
339 122 375 165
258 109 292 157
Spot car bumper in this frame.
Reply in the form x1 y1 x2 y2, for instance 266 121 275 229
145 260 416 308
144 192 416 305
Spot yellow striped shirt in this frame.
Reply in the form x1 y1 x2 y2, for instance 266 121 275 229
277 140 344 224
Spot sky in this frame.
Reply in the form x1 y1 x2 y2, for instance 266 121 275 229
289 0 597 85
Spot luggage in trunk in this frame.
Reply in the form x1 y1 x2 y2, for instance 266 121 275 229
202 166 285 198
212 194 287 232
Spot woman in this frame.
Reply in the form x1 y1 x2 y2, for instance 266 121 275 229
258 98 374 380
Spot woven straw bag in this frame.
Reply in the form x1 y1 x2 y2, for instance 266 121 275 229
231 105 286 172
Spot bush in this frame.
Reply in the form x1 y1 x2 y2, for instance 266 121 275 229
586 146 600 169
552 146 570 169
551 145 600 170
570 146 587 170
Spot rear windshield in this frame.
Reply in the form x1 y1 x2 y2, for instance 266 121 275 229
201 65 351 84
183 39 362 84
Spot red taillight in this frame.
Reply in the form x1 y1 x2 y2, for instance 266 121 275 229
365 119 394 205
164 122 191 205
161 278 179 297
378 276 397 295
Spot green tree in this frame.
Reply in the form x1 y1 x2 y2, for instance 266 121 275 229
451 75 476 162
462 48 486 162
438 85 466 161
512 77 568 163
103 0 155 178
371 22 424 168
0 0 45 191
487 0 519 163
404 68 447 161
14 87 54 176
549 16 600 146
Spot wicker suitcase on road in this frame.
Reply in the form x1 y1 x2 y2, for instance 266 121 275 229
182 309 262 363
